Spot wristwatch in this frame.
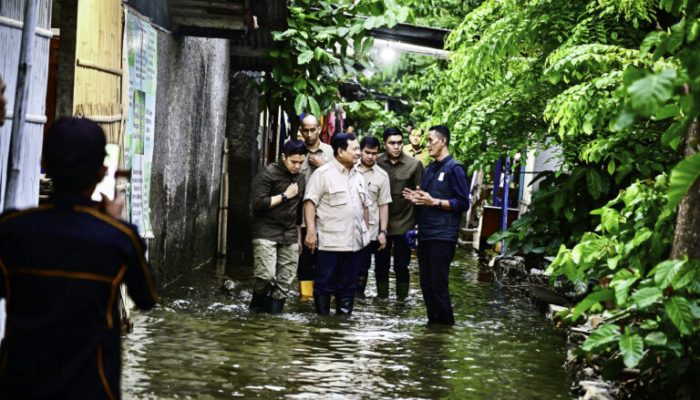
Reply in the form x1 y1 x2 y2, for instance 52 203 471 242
280 193 288 203
379 229 387 235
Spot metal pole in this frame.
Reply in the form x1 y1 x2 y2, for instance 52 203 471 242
4 0 40 210
493 158 502 207
500 156 511 255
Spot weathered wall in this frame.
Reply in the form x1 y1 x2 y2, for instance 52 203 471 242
149 34 230 284
225 71 261 263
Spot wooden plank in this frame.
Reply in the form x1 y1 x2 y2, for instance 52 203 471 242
171 0 245 12
76 58 123 76
172 16 245 30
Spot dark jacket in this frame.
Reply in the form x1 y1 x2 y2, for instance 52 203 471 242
0 193 158 400
251 161 305 244
416 156 470 242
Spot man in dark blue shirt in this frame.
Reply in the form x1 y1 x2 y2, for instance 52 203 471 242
403 125 470 325
0 118 158 399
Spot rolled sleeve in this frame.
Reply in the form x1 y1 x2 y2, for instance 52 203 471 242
304 170 323 206
447 165 471 212
378 176 392 206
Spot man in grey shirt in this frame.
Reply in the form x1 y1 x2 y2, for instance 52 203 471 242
376 127 424 300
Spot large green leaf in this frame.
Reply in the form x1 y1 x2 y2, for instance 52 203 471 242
585 169 608 200
581 324 620 352
307 96 322 119
619 333 645 368
653 259 686 288
294 94 308 115
644 331 667 347
572 289 613 320
297 50 314 65
293 79 307 92
627 68 677 117
630 287 663 309
665 296 694 336
667 153 700 210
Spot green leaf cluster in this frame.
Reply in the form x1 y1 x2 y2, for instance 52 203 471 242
262 0 411 127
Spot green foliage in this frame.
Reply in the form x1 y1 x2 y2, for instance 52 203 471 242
547 175 700 390
263 0 411 123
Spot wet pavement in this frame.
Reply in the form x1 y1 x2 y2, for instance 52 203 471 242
122 248 571 399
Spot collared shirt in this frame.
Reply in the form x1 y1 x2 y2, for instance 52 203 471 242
357 162 392 239
0 193 158 399
301 141 334 183
251 160 305 244
304 158 371 251
377 151 424 235
421 155 470 212
403 144 431 166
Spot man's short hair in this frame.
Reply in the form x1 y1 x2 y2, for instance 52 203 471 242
429 125 451 145
360 136 380 150
43 117 106 192
382 127 403 142
331 133 356 156
282 139 308 156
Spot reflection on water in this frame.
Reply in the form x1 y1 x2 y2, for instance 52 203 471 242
123 249 570 399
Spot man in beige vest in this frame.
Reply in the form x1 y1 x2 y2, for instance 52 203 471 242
303 133 370 315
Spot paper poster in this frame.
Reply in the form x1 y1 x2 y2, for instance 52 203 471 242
124 10 157 238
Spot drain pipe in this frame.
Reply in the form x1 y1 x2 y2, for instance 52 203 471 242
4 0 40 211
500 156 510 255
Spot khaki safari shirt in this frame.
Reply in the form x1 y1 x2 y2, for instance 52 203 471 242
357 163 392 239
403 143 431 166
377 151 424 235
304 158 371 252
301 141 334 182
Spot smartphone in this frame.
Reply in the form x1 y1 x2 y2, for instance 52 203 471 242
91 144 120 202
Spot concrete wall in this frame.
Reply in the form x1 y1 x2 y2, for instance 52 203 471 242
149 34 230 284
225 71 261 263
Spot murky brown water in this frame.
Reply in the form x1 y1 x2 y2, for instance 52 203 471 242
122 249 571 399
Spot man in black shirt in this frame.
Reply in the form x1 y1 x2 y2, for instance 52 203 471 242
403 125 470 325
250 140 307 313
0 117 158 399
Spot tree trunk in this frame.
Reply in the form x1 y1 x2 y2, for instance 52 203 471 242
670 121 700 259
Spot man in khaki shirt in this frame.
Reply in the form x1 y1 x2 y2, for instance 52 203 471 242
356 136 392 297
297 114 334 298
376 127 424 300
403 128 430 166
303 133 370 315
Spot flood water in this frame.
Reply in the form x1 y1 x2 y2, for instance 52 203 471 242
122 249 571 399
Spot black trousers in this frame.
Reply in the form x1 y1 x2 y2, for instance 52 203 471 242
375 234 411 284
418 240 456 325
298 227 316 281
314 250 362 297
358 240 380 281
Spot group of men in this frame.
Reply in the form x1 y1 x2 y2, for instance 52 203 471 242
250 115 470 325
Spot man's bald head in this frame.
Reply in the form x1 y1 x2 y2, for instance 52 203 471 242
299 114 320 148
301 114 318 127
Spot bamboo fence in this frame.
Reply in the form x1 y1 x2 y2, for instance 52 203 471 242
73 0 123 145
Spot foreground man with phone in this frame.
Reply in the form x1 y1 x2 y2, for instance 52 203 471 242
0 117 159 399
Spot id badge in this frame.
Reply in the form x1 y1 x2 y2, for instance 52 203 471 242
438 172 445 182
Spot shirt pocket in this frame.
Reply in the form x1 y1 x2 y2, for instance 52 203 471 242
329 188 349 207
368 183 380 202
392 171 413 193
